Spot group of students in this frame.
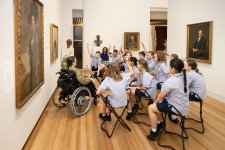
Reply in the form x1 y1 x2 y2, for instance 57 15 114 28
93 43 206 141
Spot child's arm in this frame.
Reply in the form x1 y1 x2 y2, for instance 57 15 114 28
87 43 93 56
127 61 134 77
141 42 148 54
154 92 167 103
137 71 142 87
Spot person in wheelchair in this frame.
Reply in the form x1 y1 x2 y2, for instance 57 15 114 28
66 56 94 85
126 58 157 120
147 58 189 140
96 62 134 121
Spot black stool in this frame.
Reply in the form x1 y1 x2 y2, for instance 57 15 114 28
184 92 204 133
157 105 188 150
99 89 131 137
132 88 153 126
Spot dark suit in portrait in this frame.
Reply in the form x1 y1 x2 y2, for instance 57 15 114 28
190 30 208 60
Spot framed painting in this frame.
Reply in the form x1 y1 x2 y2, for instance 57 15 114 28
187 21 212 64
14 0 44 108
124 32 140 51
50 24 58 63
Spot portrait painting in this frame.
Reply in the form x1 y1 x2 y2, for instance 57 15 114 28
50 24 58 63
14 0 44 108
124 32 140 51
187 21 212 64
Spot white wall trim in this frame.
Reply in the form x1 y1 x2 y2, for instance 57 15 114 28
207 91 225 103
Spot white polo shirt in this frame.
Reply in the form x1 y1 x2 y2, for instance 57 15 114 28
188 70 207 99
161 73 189 116
98 73 131 108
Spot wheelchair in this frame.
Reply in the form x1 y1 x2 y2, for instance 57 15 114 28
52 66 98 116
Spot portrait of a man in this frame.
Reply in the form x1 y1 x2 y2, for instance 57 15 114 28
124 32 140 51
187 21 212 64
15 0 44 108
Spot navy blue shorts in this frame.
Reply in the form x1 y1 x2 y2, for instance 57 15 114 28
135 89 145 97
156 99 173 114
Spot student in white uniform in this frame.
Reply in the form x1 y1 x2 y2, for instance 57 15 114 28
141 42 155 69
126 59 157 120
96 62 134 121
128 57 138 86
147 59 189 140
120 52 132 73
154 52 169 89
185 59 206 100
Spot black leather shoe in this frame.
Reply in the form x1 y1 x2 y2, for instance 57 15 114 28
168 114 179 124
147 131 159 141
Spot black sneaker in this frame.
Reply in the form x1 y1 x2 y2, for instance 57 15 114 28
99 113 111 121
157 122 164 132
126 112 135 121
168 114 179 124
147 131 159 141
132 104 139 114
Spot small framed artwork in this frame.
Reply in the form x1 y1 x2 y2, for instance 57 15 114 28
124 32 140 51
14 0 44 108
50 24 58 63
187 21 212 64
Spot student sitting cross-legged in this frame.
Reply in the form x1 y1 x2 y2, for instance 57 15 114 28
147 59 189 140
96 62 134 121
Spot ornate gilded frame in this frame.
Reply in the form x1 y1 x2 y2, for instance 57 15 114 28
186 21 212 64
50 24 58 64
14 0 44 108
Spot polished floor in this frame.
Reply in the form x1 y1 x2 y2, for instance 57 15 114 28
24 96 225 150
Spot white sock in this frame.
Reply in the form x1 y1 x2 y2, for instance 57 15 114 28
171 115 177 120
157 121 162 124
152 128 157 132
127 110 132 113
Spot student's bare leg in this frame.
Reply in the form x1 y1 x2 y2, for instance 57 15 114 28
148 103 161 130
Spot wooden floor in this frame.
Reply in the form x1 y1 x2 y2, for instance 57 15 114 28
23 96 225 150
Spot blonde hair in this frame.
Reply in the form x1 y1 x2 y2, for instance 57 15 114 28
138 58 156 78
108 63 123 81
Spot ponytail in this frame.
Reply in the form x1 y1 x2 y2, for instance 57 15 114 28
183 69 187 93
186 59 202 75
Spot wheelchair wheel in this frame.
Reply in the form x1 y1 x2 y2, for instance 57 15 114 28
70 86 92 116
52 87 70 108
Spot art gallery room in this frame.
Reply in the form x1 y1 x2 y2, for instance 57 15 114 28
1 0 225 149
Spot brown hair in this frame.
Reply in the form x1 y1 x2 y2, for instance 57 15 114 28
156 51 165 62
186 59 202 75
66 56 76 67
138 59 156 78
171 54 179 59
108 63 123 81
148 51 154 56
66 39 72 48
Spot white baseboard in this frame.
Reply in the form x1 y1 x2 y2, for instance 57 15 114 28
207 91 225 103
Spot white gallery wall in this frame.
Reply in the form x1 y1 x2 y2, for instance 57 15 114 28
168 0 225 102
83 0 168 66
61 0 83 50
0 0 61 149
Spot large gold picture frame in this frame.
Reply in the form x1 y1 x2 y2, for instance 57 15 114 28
14 0 44 108
50 24 58 64
187 21 212 64
124 32 140 51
